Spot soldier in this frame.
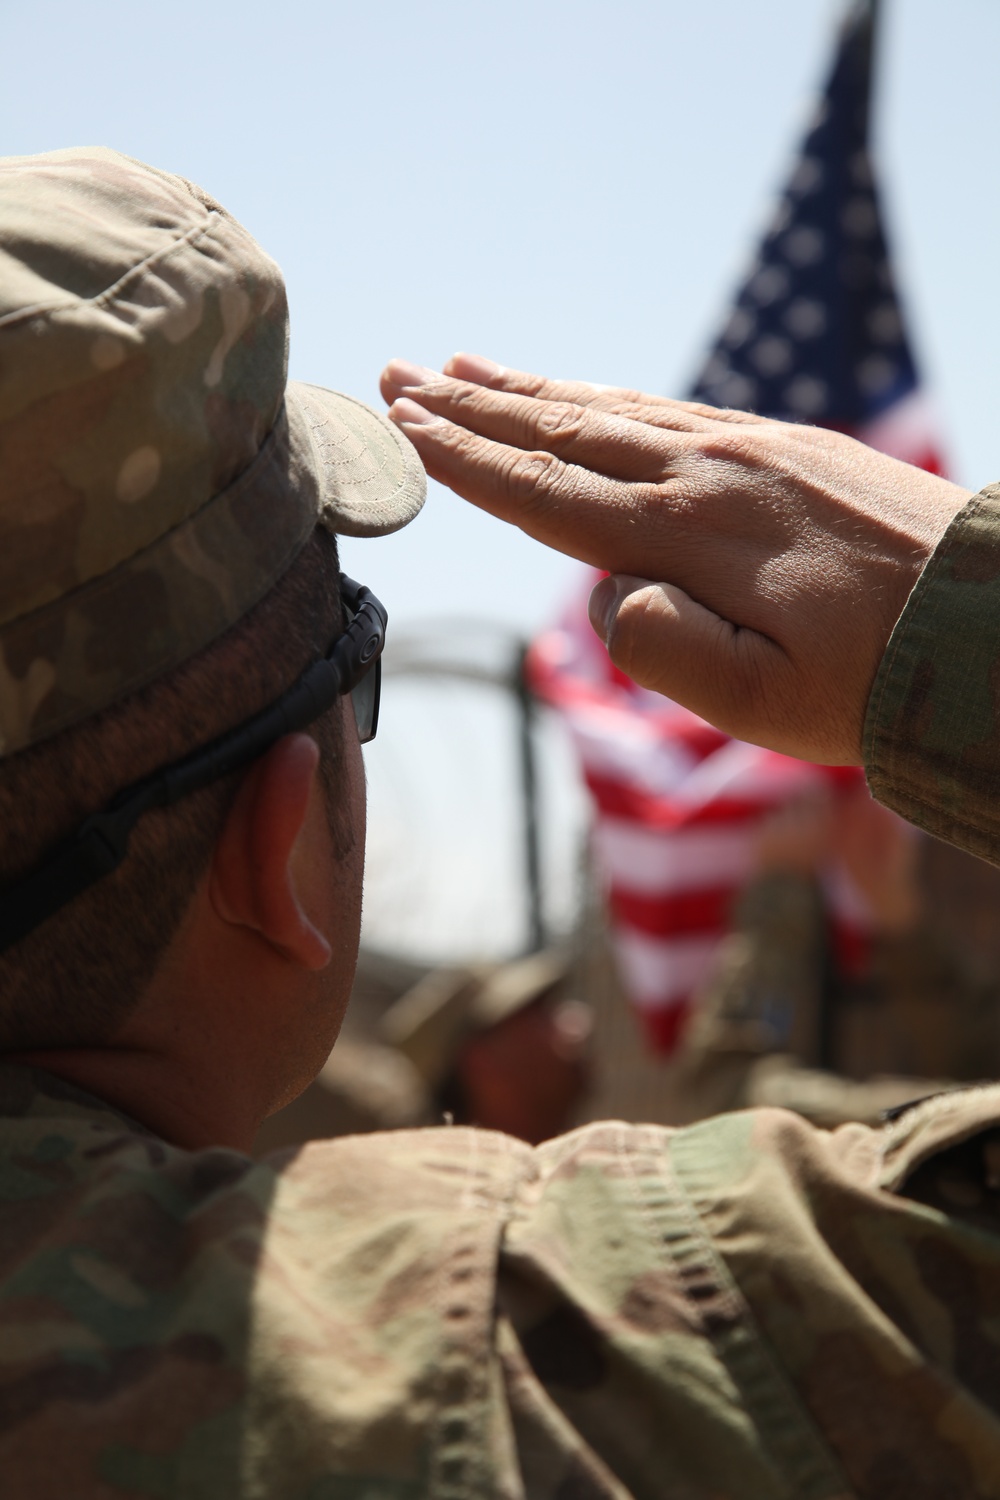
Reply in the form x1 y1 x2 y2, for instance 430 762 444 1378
664 784 1000 1128
4 145 1000 1497
382 949 592 1142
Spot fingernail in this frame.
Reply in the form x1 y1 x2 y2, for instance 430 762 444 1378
446 352 502 383
389 397 442 428
384 359 439 389
588 575 621 643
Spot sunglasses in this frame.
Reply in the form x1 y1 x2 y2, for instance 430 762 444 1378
0 574 386 955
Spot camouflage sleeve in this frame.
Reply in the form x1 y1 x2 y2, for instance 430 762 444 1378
864 484 1000 863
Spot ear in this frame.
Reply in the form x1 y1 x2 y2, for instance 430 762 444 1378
209 733 332 970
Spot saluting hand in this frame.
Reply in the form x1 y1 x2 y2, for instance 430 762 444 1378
381 354 970 767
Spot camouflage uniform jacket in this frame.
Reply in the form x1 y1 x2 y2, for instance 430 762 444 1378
865 482 1000 862
7 1061 1000 1499
8 492 1000 1497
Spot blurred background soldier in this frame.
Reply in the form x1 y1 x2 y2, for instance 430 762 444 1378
667 784 1000 1127
255 948 592 1149
385 949 591 1143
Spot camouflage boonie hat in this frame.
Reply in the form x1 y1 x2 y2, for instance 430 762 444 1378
0 146 425 757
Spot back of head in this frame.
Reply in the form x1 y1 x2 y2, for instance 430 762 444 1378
0 526 345 1050
0 147 425 1052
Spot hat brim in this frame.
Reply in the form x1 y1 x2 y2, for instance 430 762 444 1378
288 381 427 539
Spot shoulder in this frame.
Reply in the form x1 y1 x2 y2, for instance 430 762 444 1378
499 1097 1000 1496
0 1110 536 1494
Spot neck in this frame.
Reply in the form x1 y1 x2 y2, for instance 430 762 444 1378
5 929 311 1154
6 1041 263 1151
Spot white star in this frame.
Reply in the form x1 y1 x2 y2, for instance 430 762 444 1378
784 298 826 339
715 372 758 409
783 227 824 267
750 336 794 376
722 307 756 348
748 264 790 306
784 375 828 415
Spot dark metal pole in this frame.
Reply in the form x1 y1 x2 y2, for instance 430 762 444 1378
515 646 545 954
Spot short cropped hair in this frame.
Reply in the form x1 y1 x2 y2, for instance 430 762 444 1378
0 527 344 1052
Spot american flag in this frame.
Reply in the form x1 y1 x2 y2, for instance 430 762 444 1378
530 0 945 1053
691 0 944 472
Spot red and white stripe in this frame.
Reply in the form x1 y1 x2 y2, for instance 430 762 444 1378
528 584 869 1053
855 390 947 476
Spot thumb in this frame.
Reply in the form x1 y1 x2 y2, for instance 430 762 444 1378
588 574 787 742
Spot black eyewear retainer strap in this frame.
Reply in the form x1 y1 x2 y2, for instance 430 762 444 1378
0 576 385 956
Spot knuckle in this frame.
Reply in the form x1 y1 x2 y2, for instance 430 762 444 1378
531 400 587 448
518 372 550 397
631 481 687 540
685 399 723 422
602 384 645 407
722 630 784 734
696 427 772 475
701 426 754 461
606 587 658 680
718 630 758 713
503 448 563 505
591 392 644 418
685 399 760 426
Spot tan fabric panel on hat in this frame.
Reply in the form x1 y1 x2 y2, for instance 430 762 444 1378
0 147 425 753
0 148 289 625
0 401 317 755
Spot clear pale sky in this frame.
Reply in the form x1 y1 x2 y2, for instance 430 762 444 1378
5 0 998 956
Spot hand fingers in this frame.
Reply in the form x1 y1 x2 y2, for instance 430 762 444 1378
442 352 661 412
589 575 799 755
440 352 766 428
382 367 695 484
381 358 763 434
388 399 666 572
380 359 664 431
